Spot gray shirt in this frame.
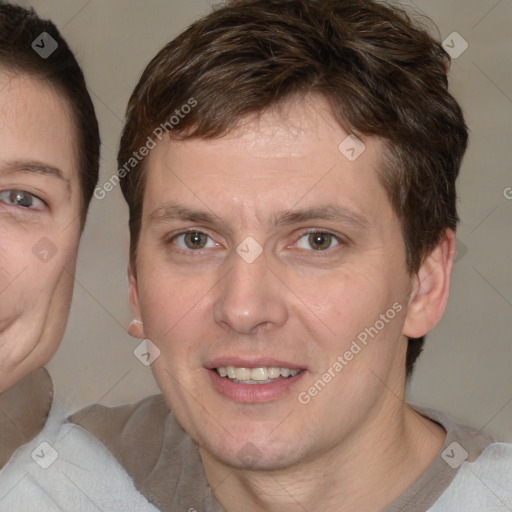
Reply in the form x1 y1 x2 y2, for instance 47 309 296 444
71 395 511 511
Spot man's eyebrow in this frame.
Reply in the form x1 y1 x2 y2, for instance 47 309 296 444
0 161 69 182
149 202 371 230
149 202 225 226
274 205 371 229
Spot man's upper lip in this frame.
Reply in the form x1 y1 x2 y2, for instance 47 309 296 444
205 357 305 370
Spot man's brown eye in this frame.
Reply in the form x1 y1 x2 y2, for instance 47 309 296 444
184 231 208 249
308 232 333 250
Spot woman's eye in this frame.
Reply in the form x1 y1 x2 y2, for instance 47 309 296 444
296 231 340 251
172 231 217 250
0 190 46 210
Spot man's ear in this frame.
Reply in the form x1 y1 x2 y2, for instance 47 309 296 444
403 229 456 338
128 264 146 339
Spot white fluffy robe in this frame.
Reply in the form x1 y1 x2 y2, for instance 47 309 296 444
0 401 158 511
428 443 512 511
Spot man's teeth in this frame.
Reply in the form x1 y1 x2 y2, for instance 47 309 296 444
216 366 300 382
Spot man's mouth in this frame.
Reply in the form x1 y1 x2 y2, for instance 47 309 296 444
215 366 302 384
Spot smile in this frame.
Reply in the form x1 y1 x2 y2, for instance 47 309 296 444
208 364 306 403
216 366 302 384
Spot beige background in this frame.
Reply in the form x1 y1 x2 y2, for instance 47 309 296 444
19 0 512 441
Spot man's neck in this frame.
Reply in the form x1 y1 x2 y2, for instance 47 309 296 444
200 403 446 512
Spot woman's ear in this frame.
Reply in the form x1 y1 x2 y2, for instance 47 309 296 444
128 264 146 339
403 229 456 338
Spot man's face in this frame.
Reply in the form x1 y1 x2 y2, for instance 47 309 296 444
132 96 416 470
0 72 82 392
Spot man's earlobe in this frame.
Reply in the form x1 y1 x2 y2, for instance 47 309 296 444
128 265 145 339
403 229 456 339
128 319 145 338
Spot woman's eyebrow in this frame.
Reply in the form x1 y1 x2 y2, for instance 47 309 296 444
0 160 69 183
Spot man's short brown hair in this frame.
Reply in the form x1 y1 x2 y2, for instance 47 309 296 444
118 0 468 377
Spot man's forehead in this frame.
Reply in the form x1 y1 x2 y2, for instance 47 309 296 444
150 95 380 162
142 96 389 231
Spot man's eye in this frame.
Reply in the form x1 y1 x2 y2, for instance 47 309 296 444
0 190 46 209
172 231 217 250
296 232 340 251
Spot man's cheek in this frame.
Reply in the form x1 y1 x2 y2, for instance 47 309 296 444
151 356 195 409
142 284 207 335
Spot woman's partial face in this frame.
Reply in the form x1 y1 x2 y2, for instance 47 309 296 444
0 71 82 392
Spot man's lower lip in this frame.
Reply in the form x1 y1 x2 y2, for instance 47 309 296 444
207 369 306 403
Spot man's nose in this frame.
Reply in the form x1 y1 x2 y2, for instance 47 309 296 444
212 250 288 335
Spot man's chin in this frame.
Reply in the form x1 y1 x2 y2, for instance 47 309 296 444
200 441 304 472
193 422 311 471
